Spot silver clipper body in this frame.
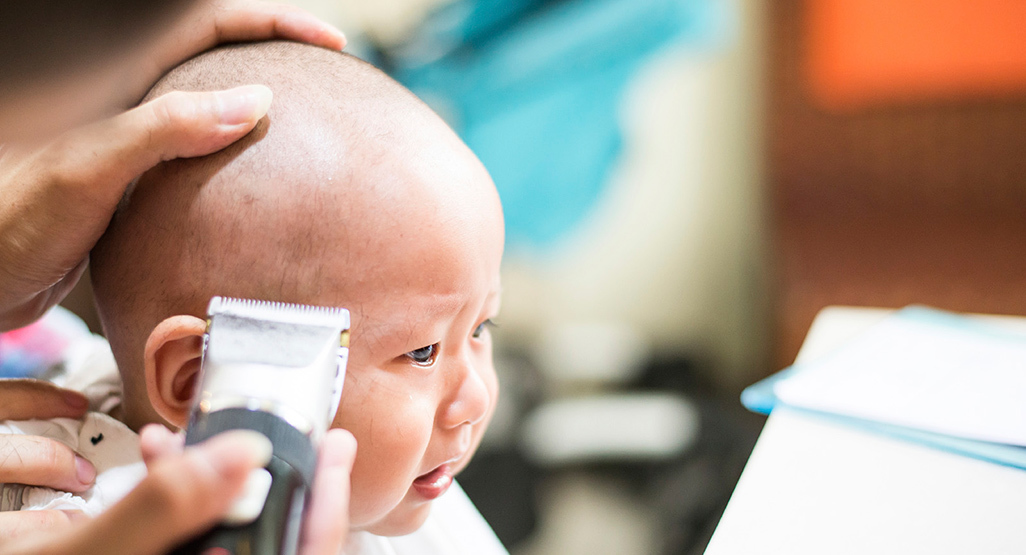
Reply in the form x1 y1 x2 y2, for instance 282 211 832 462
173 296 350 555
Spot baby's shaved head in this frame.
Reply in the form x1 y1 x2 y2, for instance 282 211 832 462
91 41 498 425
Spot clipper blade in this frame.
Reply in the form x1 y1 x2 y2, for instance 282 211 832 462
198 296 351 438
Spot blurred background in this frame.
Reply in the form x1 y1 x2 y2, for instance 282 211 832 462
36 0 1026 553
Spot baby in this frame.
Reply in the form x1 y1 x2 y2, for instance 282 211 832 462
87 41 504 551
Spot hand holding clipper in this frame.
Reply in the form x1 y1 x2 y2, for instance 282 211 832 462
171 297 350 555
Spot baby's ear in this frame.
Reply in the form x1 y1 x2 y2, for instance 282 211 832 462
144 315 206 429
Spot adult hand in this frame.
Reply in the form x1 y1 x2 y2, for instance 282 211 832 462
0 83 275 331
0 380 95 542
0 0 347 332
0 422 357 555
129 0 347 111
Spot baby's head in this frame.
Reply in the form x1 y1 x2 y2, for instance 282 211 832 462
90 41 504 535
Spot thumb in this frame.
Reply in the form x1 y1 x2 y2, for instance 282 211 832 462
135 85 274 162
300 429 358 555
58 85 273 189
44 430 272 555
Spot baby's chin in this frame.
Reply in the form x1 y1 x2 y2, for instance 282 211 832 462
355 497 434 537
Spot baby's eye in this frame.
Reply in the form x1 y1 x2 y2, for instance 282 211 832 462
472 319 496 339
405 344 437 366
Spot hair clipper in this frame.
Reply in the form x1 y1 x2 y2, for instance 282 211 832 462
171 296 350 555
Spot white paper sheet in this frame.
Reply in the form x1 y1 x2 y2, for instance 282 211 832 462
773 308 1026 446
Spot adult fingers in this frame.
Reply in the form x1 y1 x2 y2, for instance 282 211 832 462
0 0 340 331
0 380 88 421
117 0 344 116
204 0 346 51
0 380 94 493
138 423 185 467
0 430 272 555
0 510 81 545
48 85 273 194
0 435 95 493
300 429 358 555
163 0 346 66
0 84 272 330
44 430 271 555
138 425 357 555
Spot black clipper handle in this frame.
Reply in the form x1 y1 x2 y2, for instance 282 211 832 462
170 408 318 555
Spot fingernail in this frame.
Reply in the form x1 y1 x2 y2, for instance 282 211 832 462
326 26 347 49
142 422 172 440
140 423 179 450
219 430 273 467
309 17 346 46
286 12 346 50
63 391 89 411
215 85 273 125
322 429 358 466
75 455 96 485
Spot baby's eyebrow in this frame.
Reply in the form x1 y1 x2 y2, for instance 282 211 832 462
399 291 470 323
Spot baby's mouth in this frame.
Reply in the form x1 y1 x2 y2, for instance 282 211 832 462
412 464 453 500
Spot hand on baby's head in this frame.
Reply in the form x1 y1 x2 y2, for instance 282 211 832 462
90 41 504 535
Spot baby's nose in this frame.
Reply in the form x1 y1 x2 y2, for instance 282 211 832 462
439 359 491 430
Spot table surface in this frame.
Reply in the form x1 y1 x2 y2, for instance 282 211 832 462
704 306 1026 555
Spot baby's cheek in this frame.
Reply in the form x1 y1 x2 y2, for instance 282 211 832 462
334 382 436 528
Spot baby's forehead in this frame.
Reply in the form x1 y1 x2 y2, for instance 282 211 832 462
281 177 502 317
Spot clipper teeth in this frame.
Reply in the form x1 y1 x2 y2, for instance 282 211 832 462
207 296 350 329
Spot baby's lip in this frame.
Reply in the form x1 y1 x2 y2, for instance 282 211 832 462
413 464 453 500
411 450 467 498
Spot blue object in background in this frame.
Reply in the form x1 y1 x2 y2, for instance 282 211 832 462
390 0 734 250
